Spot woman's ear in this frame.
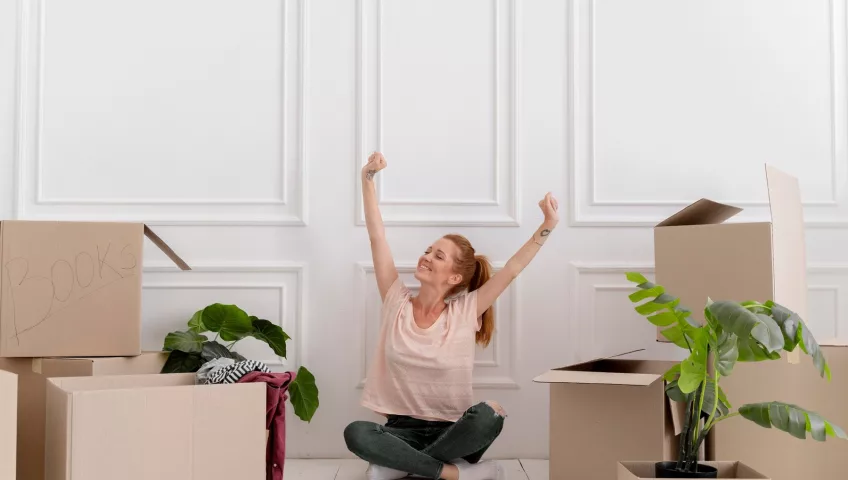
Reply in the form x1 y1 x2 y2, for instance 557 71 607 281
448 273 463 285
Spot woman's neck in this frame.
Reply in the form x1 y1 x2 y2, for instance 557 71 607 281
414 286 447 314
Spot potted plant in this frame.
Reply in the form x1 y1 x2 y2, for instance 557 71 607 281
623 273 846 478
159 302 319 423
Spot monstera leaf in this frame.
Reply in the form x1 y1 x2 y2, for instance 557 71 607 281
163 330 208 353
740 402 847 441
202 304 253 341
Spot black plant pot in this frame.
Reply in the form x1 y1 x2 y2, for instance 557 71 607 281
654 461 718 478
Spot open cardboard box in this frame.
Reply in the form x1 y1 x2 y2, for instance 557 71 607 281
0 352 168 480
0 221 190 357
617 461 768 479
45 373 266 480
653 165 807 366
1 369 17 480
534 350 696 480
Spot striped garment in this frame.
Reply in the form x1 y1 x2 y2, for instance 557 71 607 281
207 359 271 384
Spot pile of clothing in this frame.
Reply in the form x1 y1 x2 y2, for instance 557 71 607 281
197 358 295 480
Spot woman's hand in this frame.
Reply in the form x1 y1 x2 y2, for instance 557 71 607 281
363 152 387 181
538 192 559 229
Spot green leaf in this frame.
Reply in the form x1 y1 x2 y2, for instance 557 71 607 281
662 364 681 382
739 402 847 441
250 317 291 358
701 378 729 417
798 323 832 381
715 330 739 376
629 285 664 303
163 330 208 353
187 309 206 333
636 301 671 316
767 301 800 350
625 272 649 285
661 326 691 349
708 301 783 352
647 312 678 327
289 366 319 422
200 341 235 362
202 304 253 342
717 386 731 409
665 380 687 403
160 350 204 373
736 338 781 362
679 330 708 394
230 350 247 362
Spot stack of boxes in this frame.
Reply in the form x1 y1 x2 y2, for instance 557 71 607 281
0 221 266 480
536 165 848 480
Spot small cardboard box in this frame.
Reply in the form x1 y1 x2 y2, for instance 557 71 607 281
709 345 848 480
534 351 684 480
0 221 190 357
617 461 768 479
1 370 17 480
653 165 807 347
0 352 169 480
45 373 266 480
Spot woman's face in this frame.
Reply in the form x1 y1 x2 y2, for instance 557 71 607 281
414 237 462 287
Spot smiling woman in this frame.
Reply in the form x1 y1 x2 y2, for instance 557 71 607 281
345 152 559 480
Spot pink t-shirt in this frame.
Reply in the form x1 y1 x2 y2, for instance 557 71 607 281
361 277 481 422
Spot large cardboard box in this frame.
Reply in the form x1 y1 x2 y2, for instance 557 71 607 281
45 373 266 480
709 345 848 480
1 370 17 480
653 165 807 351
534 352 683 480
0 221 190 357
0 352 168 480
617 461 768 479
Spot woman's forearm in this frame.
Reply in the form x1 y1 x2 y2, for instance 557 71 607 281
362 174 386 241
503 222 555 278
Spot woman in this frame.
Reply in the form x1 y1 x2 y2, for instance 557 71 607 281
345 152 558 480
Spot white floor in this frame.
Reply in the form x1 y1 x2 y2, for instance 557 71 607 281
284 460 550 480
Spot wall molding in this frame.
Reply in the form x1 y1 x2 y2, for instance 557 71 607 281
567 0 848 227
142 263 306 368
354 0 520 226
13 0 308 226
355 261 519 389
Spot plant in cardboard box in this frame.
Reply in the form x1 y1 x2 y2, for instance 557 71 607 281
624 273 846 479
160 303 319 422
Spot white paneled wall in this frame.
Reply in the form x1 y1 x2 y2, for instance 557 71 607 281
1 0 846 460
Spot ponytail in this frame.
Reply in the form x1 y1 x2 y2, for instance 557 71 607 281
471 254 494 347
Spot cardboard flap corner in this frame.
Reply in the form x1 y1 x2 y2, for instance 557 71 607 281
534 349 664 386
656 199 743 227
143 225 191 270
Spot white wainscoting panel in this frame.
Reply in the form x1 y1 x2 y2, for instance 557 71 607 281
14 0 306 225
568 0 848 227
142 264 305 368
356 262 519 389
355 0 519 226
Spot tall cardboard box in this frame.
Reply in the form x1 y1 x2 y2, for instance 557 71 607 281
0 352 168 480
45 373 266 480
709 345 848 480
1 370 17 480
0 221 189 357
534 352 682 480
653 165 806 347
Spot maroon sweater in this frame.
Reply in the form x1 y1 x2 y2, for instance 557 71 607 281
238 371 295 480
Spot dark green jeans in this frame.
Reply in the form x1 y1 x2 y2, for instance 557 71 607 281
344 402 505 479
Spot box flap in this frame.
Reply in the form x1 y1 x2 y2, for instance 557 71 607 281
50 372 195 392
534 349 665 386
143 225 191 271
656 199 744 227
0 370 17 480
765 164 807 364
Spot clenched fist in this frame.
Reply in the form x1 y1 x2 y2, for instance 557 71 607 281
538 192 559 227
363 152 387 181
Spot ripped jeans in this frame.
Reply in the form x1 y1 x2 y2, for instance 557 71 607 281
344 402 505 479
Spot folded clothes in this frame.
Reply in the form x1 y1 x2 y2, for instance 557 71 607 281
196 357 235 384
207 359 271 384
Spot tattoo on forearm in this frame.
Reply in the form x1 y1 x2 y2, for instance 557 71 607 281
365 170 376 180
540 229 551 237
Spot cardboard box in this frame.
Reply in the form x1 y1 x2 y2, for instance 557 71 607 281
0 352 168 480
617 461 768 479
653 165 807 348
0 221 190 357
45 373 266 480
534 352 683 480
709 345 848 480
1 369 17 480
